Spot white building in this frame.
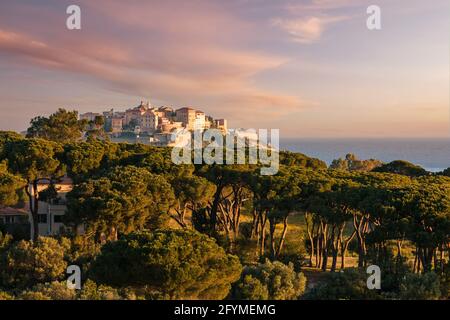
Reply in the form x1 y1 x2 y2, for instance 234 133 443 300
35 178 74 236
140 109 159 133
194 111 206 131
175 107 197 130
0 177 78 237
175 107 209 131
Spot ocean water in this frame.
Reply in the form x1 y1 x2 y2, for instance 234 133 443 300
280 138 450 172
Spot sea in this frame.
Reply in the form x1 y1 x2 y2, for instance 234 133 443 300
280 138 450 172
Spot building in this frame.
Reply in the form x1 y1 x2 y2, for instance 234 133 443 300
35 177 74 236
0 177 76 237
103 109 114 118
114 111 126 119
157 106 174 119
153 132 174 146
0 207 30 234
76 101 227 144
110 117 123 133
175 107 208 131
160 121 183 133
194 111 206 131
125 101 149 126
205 116 213 130
80 112 102 122
140 109 159 133
215 119 228 133
175 107 197 130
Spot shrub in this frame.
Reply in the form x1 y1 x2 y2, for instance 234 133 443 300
278 252 307 272
441 261 450 299
0 237 67 289
19 281 76 300
62 236 101 277
78 279 120 300
372 160 428 177
0 291 13 300
304 268 380 300
233 260 306 300
0 231 12 251
397 272 442 300
233 275 269 300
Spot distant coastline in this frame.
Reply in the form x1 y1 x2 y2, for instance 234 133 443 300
280 137 450 172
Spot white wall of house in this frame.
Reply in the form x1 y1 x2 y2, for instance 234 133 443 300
37 202 67 236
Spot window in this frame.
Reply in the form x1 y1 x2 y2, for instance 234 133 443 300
37 214 47 223
53 215 63 223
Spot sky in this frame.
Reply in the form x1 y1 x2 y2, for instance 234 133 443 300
0 0 449 138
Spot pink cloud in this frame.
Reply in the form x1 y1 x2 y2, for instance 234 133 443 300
272 15 348 43
0 22 302 119
286 0 364 12
0 0 312 128
271 0 357 44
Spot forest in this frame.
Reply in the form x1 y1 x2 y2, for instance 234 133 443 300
0 109 449 300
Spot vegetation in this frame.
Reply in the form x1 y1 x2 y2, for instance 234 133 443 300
89 230 242 299
330 153 382 171
0 237 67 290
233 260 306 300
0 112 448 300
304 268 380 300
65 166 175 241
3 138 63 240
372 160 428 177
26 108 87 143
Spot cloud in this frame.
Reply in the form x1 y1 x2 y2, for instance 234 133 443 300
286 0 363 12
271 0 357 44
222 90 304 112
0 24 302 120
0 0 315 130
272 16 347 43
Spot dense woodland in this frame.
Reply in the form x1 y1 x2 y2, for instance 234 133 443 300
0 109 449 300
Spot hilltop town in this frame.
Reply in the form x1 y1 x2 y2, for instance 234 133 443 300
79 101 227 145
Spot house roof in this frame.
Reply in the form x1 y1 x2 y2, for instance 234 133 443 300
37 177 73 186
0 206 28 216
176 107 196 112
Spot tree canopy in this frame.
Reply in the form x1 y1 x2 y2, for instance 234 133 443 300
0 120 449 301
373 160 428 177
65 166 175 240
89 230 242 299
26 108 87 143
0 237 67 290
